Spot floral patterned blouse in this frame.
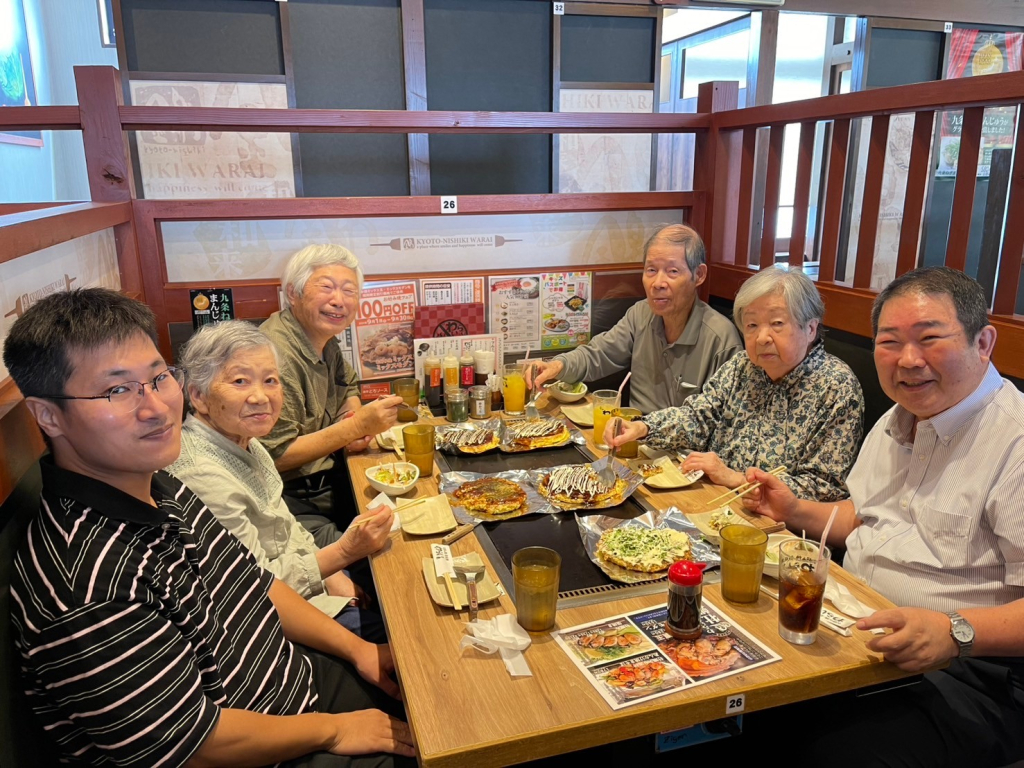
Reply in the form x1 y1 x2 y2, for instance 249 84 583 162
640 341 864 501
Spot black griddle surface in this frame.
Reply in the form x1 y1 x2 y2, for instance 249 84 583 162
436 443 649 594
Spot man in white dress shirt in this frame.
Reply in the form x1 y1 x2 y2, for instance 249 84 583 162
741 267 1024 767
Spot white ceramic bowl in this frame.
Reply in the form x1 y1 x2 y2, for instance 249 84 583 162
365 462 420 496
546 381 588 403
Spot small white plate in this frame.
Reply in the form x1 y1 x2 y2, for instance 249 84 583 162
375 425 409 452
559 402 594 426
421 553 502 608
399 495 457 536
627 456 703 489
688 507 757 545
762 533 791 579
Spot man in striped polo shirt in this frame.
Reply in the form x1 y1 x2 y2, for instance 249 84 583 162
742 267 1024 767
2 289 415 767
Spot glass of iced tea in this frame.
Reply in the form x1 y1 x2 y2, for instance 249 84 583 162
720 524 768 603
402 424 435 478
592 390 618 449
502 363 527 416
778 539 831 645
512 546 561 632
392 378 419 422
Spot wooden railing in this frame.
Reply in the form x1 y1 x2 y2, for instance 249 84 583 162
3 66 1024 504
702 70 1024 376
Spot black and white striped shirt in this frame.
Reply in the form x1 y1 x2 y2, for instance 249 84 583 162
10 459 317 766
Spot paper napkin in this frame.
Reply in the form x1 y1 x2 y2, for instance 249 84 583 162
460 614 533 677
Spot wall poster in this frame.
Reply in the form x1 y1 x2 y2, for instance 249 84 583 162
937 30 1022 178
353 281 417 381
162 210 674 283
419 277 484 306
489 275 541 354
0 0 43 146
1 229 119 381
129 80 296 199
558 89 653 193
540 271 591 351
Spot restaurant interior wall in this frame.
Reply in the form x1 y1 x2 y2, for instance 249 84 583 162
0 0 115 203
4 7 1024 484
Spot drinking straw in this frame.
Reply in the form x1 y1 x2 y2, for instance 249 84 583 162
817 505 839 572
615 371 632 407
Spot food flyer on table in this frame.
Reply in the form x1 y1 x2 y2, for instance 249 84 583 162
354 280 417 380
553 601 780 710
489 275 540 353
540 271 591 351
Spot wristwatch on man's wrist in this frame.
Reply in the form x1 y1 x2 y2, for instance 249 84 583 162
945 611 975 658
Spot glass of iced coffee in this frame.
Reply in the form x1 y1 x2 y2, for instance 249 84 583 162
778 538 831 645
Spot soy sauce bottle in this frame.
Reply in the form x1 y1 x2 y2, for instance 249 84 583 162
665 561 707 640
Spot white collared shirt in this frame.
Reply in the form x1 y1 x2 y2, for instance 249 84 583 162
845 364 1024 612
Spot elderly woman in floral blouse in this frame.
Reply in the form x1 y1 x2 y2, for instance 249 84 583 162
606 267 864 501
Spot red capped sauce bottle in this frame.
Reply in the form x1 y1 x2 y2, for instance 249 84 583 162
665 561 707 640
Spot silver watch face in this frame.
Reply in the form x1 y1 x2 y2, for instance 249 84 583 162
952 622 975 643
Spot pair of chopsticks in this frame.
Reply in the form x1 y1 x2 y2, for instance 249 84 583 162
350 497 429 530
705 465 787 508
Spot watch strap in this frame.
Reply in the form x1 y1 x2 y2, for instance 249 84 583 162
945 611 975 658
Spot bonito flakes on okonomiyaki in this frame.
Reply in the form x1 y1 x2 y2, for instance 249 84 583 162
451 477 528 518
503 418 570 451
438 428 500 454
596 528 692 574
538 464 628 509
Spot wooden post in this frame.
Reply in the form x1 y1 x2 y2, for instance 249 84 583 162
74 65 144 301
745 9 779 265
694 80 740 274
993 122 1024 316
401 0 431 196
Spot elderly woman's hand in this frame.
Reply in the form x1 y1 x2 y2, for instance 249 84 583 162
681 452 745 488
604 417 647 449
336 505 394 566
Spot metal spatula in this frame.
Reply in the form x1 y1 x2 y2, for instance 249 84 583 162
524 363 541 419
599 417 622 488
454 561 486 622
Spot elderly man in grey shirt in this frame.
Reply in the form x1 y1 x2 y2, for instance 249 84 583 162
528 224 741 414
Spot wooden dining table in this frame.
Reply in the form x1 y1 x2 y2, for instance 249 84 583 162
345 396 915 767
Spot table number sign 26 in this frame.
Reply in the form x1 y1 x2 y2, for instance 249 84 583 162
726 693 746 714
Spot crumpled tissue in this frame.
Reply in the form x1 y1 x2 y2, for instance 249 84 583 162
365 492 403 532
825 579 873 619
459 614 533 677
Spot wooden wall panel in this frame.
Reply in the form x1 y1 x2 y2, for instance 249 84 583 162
993 123 1024 316
818 119 850 283
853 115 890 288
944 107 984 272
759 125 785 269
0 203 132 266
788 121 816 267
895 110 935 276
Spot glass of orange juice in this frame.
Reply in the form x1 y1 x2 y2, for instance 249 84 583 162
616 407 642 458
502 363 527 416
592 389 618 449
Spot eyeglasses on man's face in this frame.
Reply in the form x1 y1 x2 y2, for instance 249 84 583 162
41 367 185 414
